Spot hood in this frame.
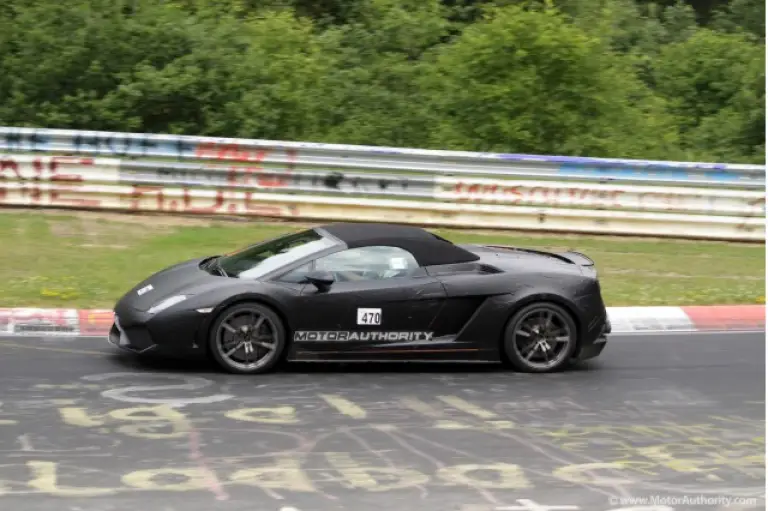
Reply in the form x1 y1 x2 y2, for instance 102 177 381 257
117 257 220 312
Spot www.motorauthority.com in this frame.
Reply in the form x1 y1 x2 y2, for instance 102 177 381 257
609 495 761 507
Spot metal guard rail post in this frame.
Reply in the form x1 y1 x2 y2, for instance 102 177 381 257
0 127 764 241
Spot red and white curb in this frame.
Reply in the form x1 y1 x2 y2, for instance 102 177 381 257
0 306 763 337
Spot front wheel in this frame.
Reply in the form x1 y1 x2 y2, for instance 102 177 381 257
208 302 286 374
502 302 579 373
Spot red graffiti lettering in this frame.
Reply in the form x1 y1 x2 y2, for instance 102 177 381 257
241 192 288 217
454 183 629 208
637 191 689 211
18 185 100 208
0 159 20 179
526 187 624 208
195 143 269 163
122 187 295 217
0 157 91 182
20 185 43 203
48 156 92 182
453 182 523 202
182 189 225 214
127 186 166 211
226 166 289 188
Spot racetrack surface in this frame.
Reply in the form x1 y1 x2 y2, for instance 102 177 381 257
0 331 763 511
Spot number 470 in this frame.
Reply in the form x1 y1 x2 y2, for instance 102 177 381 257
358 309 381 324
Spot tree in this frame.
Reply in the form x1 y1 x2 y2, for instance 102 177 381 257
308 0 453 147
653 28 765 162
0 0 197 130
421 3 680 158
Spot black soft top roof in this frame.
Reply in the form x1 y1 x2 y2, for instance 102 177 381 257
317 223 480 267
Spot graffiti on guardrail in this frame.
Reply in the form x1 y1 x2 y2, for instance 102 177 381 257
123 165 293 189
123 186 295 216
195 142 274 162
557 163 756 184
450 182 626 208
119 165 421 195
0 156 96 182
445 180 766 215
0 127 764 240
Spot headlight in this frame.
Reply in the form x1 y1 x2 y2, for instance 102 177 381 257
148 295 188 315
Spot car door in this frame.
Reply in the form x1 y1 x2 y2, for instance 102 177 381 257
281 246 448 355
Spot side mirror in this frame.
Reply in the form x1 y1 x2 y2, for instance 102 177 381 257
304 270 335 291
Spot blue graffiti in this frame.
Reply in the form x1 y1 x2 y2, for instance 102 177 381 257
0 131 51 152
558 164 749 183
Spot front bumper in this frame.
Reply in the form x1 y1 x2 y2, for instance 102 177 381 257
106 302 208 359
108 316 158 354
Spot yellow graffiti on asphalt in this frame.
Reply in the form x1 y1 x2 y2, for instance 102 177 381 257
319 395 368 419
26 462 115 497
229 457 316 493
6 458 542 497
224 407 299 425
49 401 766 482
324 452 430 491
0 390 754 499
436 462 532 489
122 468 210 492
8 454 763 498
529 423 765 480
58 405 190 439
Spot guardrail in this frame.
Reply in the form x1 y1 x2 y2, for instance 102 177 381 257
0 127 764 241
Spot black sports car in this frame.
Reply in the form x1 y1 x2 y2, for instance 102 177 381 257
109 223 610 374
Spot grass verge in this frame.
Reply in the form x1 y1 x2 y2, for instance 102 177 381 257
0 208 763 308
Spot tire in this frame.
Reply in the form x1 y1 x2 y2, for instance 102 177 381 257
502 302 579 373
208 302 287 375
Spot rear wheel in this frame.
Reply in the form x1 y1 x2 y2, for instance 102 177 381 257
502 302 578 373
208 302 286 374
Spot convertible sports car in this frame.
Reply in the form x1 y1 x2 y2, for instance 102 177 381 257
109 223 611 374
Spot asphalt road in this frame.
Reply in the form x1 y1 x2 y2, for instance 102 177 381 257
0 331 763 511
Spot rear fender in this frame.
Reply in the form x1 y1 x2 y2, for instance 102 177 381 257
499 292 583 345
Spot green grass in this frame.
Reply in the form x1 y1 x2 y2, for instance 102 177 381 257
0 209 763 308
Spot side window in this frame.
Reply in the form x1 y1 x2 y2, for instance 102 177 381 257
277 262 312 283
278 246 419 283
316 246 419 281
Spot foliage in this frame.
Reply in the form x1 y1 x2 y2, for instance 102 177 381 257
0 0 763 163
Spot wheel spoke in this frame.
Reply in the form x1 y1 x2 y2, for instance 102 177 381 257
541 344 551 363
252 315 265 332
253 341 275 350
221 322 237 334
554 336 570 343
522 342 538 360
225 342 244 357
515 329 531 338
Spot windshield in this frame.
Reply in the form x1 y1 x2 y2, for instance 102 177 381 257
218 230 339 279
